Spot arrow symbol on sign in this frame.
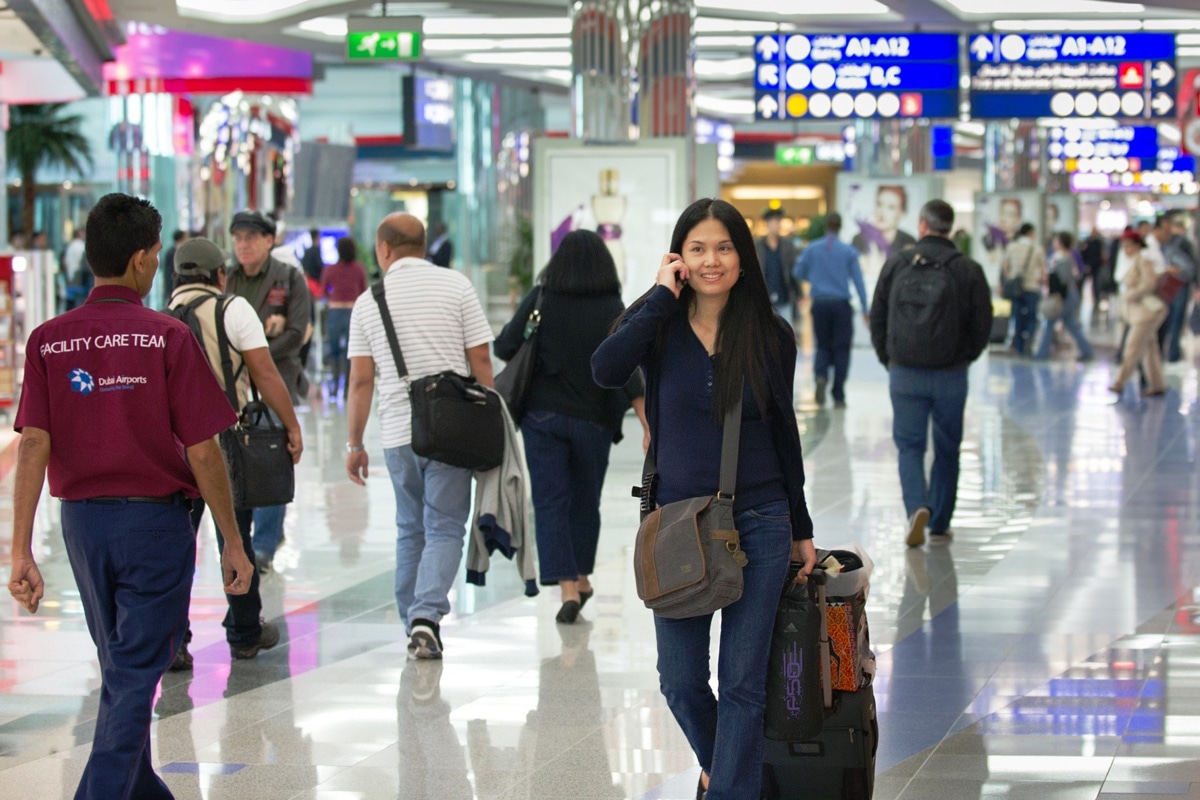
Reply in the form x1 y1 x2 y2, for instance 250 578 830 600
381 37 397 51
969 35 994 61
757 95 780 118
1152 62 1175 87
756 36 780 60
1152 92 1174 115
758 64 780 88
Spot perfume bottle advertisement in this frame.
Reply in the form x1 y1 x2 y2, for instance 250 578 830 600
535 139 701 306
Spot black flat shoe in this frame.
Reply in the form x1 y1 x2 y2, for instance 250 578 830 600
579 588 594 609
555 600 581 624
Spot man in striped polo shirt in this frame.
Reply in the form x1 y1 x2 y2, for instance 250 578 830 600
344 213 494 659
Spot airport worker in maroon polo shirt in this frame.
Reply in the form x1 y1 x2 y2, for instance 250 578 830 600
6 193 254 800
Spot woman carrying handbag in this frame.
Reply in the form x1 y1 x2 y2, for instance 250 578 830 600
592 198 817 800
1035 232 1094 361
494 230 649 624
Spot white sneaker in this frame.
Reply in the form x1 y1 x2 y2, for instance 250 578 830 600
906 507 930 548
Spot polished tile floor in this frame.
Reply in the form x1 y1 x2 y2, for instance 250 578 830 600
3 326 1200 799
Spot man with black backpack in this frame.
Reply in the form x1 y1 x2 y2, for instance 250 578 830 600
869 199 992 548
166 237 303 668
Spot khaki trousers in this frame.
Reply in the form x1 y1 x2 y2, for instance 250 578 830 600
1113 306 1168 392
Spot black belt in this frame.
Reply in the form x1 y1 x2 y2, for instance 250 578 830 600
85 493 187 506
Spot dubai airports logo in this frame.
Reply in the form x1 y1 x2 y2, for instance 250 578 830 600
69 368 94 396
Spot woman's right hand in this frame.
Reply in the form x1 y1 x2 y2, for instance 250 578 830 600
656 253 688 298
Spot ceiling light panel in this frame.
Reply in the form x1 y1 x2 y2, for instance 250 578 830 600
993 19 1146 31
423 38 571 53
943 0 1143 12
463 52 573 67
696 0 889 12
178 0 347 23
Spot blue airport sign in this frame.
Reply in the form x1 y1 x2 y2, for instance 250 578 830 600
1046 125 1159 175
754 33 959 121
968 32 1176 119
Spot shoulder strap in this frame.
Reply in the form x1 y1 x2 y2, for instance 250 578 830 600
371 280 408 380
525 286 545 340
212 295 241 413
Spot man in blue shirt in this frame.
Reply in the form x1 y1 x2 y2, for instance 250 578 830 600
793 213 870 408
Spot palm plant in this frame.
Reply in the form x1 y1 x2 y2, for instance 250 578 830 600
6 103 92 239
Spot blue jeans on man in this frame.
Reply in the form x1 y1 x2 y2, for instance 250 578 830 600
519 410 613 584
654 499 792 799
61 498 195 800
810 297 854 403
889 365 968 533
384 445 473 631
1160 283 1190 363
252 504 286 567
1012 290 1040 355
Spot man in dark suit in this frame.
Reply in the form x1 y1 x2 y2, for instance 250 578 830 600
754 208 798 323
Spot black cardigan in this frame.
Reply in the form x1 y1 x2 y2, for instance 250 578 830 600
591 286 814 541
495 287 643 442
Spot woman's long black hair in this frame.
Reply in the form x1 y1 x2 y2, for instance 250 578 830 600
619 197 782 419
540 229 622 296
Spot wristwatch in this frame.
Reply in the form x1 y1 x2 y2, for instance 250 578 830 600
346 443 365 453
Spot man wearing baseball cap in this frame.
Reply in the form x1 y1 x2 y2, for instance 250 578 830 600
167 237 303 667
225 211 312 573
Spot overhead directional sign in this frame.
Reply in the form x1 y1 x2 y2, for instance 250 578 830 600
1046 125 1158 174
754 33 959 121
968 32 1176 119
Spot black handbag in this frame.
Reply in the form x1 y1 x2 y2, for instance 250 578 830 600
633 397 747 619
208 300 294 510
371 282 505 471
494 287 543 422
220 401 295 509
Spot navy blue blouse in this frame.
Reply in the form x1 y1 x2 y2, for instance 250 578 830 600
592 285 813 541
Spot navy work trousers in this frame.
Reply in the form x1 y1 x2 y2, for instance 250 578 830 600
810 297 854 403
61 497 195 800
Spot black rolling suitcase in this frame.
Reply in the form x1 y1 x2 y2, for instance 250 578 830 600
761 563 878 800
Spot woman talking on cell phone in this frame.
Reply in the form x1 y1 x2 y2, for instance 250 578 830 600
592 198 817 800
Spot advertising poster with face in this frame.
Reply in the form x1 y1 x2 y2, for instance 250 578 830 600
533 138 705 306
835 175 943 297
972 191 1044 288
1043 195 1079 248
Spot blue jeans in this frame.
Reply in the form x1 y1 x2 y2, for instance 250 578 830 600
385 445 473 630
810 298 854 402
1035 288 1093 360
889 365 968 532
1013 290 1040 355
655 499 792 799
1161 284 1190 363
252 504 286 562
61 498 195 800
520 410 613 584
325 306 352 376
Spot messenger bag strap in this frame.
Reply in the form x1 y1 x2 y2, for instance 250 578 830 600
717 396 743 500
211 295 240 414
371 281 409 381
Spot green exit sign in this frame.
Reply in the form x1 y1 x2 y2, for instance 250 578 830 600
347 30 422 61
776 145 815 166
